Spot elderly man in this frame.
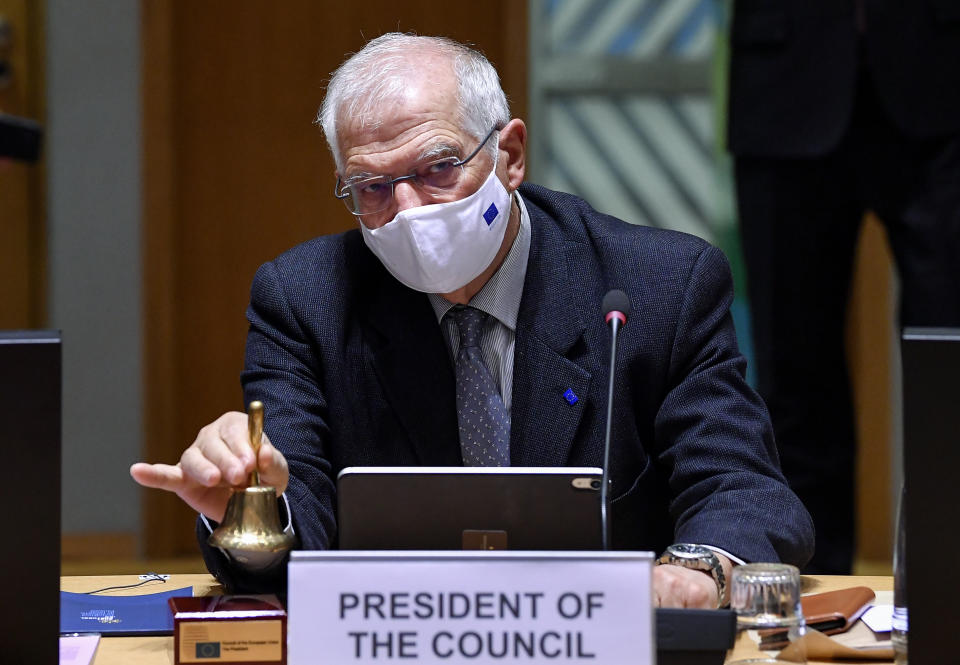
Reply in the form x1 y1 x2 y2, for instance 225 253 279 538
132 33 813 608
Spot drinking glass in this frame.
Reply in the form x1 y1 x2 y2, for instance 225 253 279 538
728 563 807 664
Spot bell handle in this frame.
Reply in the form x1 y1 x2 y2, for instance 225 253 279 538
247 400 264 486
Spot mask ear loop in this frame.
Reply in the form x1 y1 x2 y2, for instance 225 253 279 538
481 131 504 201
490 131 501 172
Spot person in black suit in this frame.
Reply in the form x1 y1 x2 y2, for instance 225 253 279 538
729 0 960 573
133 33 813 602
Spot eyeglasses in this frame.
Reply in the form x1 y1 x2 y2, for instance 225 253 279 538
334 128 499 216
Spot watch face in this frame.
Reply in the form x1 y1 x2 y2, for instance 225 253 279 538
670 543 709 559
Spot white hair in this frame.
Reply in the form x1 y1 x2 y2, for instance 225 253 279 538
317 33 510 171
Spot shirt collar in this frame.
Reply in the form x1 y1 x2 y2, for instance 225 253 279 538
428 192 531 330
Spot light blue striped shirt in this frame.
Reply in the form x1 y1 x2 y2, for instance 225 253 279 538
428 193 531 412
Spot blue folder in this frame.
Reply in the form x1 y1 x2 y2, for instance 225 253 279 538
60 587 192 636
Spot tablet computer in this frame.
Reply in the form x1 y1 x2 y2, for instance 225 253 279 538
336 467 603 551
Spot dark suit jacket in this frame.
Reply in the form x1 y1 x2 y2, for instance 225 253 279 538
200 184 814 591
729 0 960 157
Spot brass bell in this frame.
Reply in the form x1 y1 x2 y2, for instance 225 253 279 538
208 401 295 569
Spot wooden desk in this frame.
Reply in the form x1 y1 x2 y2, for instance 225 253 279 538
63 574 893 664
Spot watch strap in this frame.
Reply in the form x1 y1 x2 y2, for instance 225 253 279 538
657 544 727 608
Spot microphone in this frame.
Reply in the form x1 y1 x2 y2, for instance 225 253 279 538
600 289 630 551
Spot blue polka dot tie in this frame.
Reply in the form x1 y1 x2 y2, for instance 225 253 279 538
449 306 511 466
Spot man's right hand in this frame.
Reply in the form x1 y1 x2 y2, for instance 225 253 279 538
130 411 290 522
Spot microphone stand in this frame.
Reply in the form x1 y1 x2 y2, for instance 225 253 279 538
601 311 624 551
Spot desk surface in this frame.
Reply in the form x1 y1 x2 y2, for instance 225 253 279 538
62 574 894 665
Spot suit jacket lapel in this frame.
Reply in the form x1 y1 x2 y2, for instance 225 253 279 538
363 271 461 466
510 204 592 467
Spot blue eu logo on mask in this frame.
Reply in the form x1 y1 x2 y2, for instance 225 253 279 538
196 642 221 658
483 203 499 226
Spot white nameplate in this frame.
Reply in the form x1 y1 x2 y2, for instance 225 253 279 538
287 551 654 664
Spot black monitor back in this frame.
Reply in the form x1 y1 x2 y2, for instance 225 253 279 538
902 328 960 665
0 331 61 664
336 467 603 550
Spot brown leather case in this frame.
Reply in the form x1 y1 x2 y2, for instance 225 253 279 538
801 586 876 634
758 586 876 649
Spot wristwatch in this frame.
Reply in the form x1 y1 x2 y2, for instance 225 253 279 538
657 543 727 608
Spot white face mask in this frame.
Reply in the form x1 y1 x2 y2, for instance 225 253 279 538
359 161 512 294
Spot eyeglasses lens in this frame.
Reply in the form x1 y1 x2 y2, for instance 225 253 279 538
347 179 392 215
343 159 464 215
